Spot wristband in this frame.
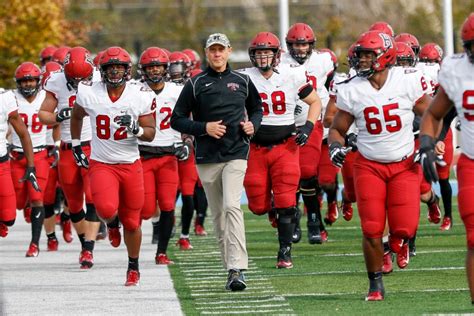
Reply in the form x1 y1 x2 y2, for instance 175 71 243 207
136 127 144 137
71 139 81 147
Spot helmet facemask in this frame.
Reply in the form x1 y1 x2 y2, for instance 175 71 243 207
143 63 167 84
249 48 279 72
354 49 377 78
101 63 129 88
464 40 474 64
17 77 40 98
168 63 187 83
287 42 314 64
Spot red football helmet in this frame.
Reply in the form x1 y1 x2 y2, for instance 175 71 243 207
419 43 443 64
14 62 42 97
52 46 71 65
99 46 132 87
248 32 281 72
461 13 474 63
369 21 395 37
182 49 202 70
394 33 420 56
64 47 94 91
347 43 357 68
168 51 192 83
161 48 171 57
40 46 57 66
286 23 315 64
93 50 105 67
395 42 416 67
319 48 338 70
138 47 169 84
41 61 62 87
354 31 396 77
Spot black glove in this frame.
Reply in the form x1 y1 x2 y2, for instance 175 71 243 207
48 146 59 168
418 135 438 183
20 166 40 192
295 121 314 146
56 108 72 122
115 114 140 135
174 142 190 161
345 133 358 152
72 145 89 169
329 142 347 168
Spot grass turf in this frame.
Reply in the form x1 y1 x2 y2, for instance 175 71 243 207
168 200 470 315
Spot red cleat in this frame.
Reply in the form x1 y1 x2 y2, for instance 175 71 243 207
396 242 410 269
194 224 207 236
23 207 32 224
125 269 140 286
26 243 39 257
388 235 404 254
320 230 328 243
79 250 94 269
276 259 293 269
61 220 73 243
47 238 59 251
155 253 174 265
177 238 193 250
382 251 393 274
108 227 121 248
366 290 384 301
342 201 353 221
324 201 339 225
427 196 441 224
0 223 8 238
439 216 452 231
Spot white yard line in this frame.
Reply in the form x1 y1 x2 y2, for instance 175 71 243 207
282 287 469 297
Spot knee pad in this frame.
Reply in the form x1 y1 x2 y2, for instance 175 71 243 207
300 177 318 197
44 204 55 219
362 220 384 239
3 219 15 227
85 203 100 222
69 209 86 223
276 207 297 223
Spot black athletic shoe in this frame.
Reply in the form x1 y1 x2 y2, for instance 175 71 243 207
225 269 246 291
307 222 322 244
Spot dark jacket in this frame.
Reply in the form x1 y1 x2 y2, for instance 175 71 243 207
171 64 263 164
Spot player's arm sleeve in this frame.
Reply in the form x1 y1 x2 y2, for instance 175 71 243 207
171 80 207 136
408 70 428 104
437 59 455 101
4 91 19 116
437 106 457 141
245 78 263 133
335 86 353 114
295 67 313 99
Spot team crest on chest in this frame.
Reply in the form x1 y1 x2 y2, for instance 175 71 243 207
227 82 239 91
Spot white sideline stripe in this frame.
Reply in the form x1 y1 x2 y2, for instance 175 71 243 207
250 249 465 260
183 271 259 276
196 303 290 310
201 309 294 315
192 286 273 293
282 287 469 298
191 290 277 297
195 297 285 305
188 282 273 289
180 267 258 273
185 278 269 284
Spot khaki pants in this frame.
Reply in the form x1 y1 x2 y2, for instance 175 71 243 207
197 159 248 270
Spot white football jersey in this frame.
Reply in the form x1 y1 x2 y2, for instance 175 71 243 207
438 53 474 159
336 67 427 163
76 81 156 164
11 90 47 149
44 72 92 143
281 50 334 126
136 81 183 147
0 90 18 157
416 62 440 89
45 126 55 146
329 73 357 135
238 64 309 126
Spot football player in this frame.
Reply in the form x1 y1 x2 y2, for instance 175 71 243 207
239 32 322 268
39 47 100 269
419 12 474 304
281 23 335 244
329 31 432 301
10 62 48 256
39 46 58 68
369 21 395 37
70 46 156 286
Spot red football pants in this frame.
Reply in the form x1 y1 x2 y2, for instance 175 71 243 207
436 128 454 180
353 153 420 239
88 159 144 231
457 154 474 249
318 142 340 186
43 152 59 205
244 138 300 215
0 160 16 223
141 155 179 219
299 121 323 179
341 151 357 202
178 151 198 196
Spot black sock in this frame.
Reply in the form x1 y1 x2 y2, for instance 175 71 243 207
368 271 383 292
30 206 45 245
181 195 194 236
78 233 86 248
60 211 70 222
302 194 321 226
107 216 120 228
194 185 207 226
277 210 296 249
128 256 139 271
325 184 338 205
383 241 390 253
439 178 452 218
47 232 57 240
157 210 174 254
409 233 416 249
83 240 95 252
426 191 438 206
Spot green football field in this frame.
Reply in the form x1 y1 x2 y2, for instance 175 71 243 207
168 201 471 315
